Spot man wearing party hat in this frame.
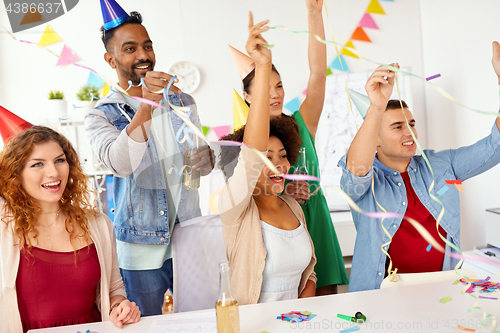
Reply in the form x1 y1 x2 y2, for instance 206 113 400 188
85 0 213 316
339 46 500 292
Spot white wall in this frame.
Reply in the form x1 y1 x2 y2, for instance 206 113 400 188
0 0 426 144
420 0 500 251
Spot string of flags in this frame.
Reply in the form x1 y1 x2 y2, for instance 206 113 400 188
332 0 389 72
32 24 110 98
283 0 392 113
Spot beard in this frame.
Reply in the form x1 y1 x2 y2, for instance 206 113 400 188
116 59 154 86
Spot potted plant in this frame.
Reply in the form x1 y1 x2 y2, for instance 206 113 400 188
47 89 67 119
76 84 100 102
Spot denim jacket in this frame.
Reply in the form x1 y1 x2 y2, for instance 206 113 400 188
84 91 201 245
339 123 500 292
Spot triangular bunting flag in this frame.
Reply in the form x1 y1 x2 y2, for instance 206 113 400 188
20 9 44 25
102 83 110 97
212 125 231 139
341 40 359 59
367 0 386 15
302 88 307 95
37 25 62 46
326 68 333 76
379 0 394 2
330 55 349 72
56 45 79 66
86 71 105 89
351 27 371 42
202 126 210 137
359 13 379 29
284 97 301 113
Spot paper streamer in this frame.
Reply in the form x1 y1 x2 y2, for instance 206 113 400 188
266 24 500 117
426 73 441 81
437 186 449 196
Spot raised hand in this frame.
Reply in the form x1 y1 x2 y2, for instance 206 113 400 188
305 0 323 14
492 42 500 83
245 12 272 68
365 63 399 111
142 71 182 105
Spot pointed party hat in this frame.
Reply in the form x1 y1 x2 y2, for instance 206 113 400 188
348 89 370 119
100 0 130 31
0 105 33 144
228 45 255 80
233 89 249 130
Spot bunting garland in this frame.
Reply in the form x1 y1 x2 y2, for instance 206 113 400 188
329 0 391 71
37 25 61 46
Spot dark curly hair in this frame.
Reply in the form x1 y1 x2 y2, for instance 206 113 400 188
100 11 143 52
218 115 302 178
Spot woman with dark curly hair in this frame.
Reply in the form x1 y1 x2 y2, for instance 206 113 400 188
232 0 348 295
219 12 317 305
0 126 140 333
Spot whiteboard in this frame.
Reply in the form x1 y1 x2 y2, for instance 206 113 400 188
315 69 411 209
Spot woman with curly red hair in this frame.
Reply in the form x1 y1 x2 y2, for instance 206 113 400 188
218 13 317 305
0 126 140 333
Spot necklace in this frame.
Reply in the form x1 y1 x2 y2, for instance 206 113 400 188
38 209 61 250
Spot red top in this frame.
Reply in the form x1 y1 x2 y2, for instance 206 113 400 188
16 243 101 332
388 171 447 273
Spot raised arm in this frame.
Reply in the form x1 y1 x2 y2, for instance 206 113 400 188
298 0 326 140
492 41 500 130
243 12 272 151
346 63 398 176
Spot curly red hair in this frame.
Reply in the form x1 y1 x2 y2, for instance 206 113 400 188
0 126 97 251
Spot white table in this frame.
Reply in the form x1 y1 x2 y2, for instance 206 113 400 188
29 274 500 332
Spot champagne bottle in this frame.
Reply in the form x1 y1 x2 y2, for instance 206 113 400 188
216 262 240 333
183 132 201 190
293 147 309 205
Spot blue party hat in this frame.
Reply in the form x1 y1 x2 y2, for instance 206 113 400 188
101 0 130 31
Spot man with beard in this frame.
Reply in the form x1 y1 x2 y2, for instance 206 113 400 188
85 0 213 315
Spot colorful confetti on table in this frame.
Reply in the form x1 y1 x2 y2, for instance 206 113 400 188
277 311 317 323
459 276 500 294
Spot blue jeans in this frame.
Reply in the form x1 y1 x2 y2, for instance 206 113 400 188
120 259 173 316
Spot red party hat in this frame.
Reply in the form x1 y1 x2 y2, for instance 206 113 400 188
0 105 33 144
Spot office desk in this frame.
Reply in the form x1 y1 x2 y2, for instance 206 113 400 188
29 274 500 333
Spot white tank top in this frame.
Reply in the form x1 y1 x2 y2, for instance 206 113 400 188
258 219 312 303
